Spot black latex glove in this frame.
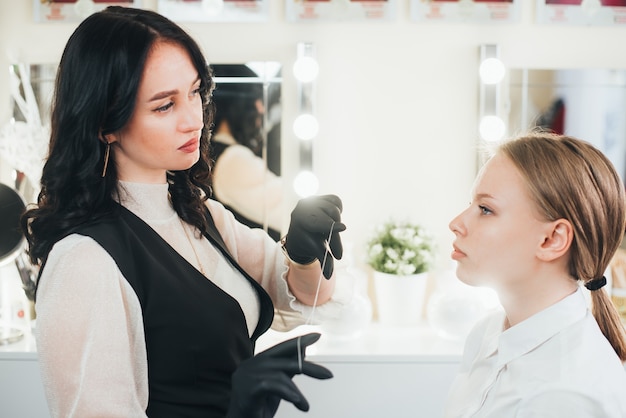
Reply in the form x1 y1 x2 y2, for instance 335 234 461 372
226 333 332 418
284 194 346 279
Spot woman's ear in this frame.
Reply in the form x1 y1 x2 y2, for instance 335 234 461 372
99 131 116 144
537 219 573 261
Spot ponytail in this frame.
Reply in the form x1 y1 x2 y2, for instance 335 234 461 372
590 289 626 362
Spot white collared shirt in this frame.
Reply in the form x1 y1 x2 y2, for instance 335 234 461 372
444 287 626 418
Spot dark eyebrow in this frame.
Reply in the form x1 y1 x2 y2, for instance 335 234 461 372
147 77 201 102
149 90 178 102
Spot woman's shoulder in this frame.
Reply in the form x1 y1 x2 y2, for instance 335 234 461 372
562 312 626 377
37 233 129 307
42 234 120 283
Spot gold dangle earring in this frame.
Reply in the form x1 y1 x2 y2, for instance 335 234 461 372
101 141 111 177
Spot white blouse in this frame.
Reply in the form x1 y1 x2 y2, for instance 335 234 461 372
34 181 343 418
444 286 626 418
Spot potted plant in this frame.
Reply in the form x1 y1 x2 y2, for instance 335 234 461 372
366 220 436 326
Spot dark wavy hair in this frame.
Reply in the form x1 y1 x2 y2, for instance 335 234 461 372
211 64 264 154
21 6 215 270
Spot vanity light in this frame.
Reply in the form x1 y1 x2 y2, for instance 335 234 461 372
478 44 505 143
293 113 319 140
479 58 505 85
293 170 319 197
293 56 319 83
293 42 319 197
479 115 506 143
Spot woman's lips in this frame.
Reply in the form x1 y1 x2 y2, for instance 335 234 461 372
451 244 466 260
179 139 199 153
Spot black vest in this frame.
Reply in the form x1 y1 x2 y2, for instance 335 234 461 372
210 141 281 241
74 204 274 417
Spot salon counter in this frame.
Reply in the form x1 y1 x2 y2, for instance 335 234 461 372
0 322 463 418
259 324 463 418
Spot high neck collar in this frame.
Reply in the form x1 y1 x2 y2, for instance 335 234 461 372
117 180 175 222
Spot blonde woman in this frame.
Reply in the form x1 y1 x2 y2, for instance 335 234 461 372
447 132 626 417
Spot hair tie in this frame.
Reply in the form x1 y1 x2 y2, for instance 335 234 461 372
584 276 607 291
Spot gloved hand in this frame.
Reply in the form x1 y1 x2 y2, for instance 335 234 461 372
226 333 332 418
284 194 346 279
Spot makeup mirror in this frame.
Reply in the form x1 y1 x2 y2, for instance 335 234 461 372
505 68 626 182
1 62 284 238
0 182 27 345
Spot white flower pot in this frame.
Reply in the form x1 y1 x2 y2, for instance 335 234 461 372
372 271 429 326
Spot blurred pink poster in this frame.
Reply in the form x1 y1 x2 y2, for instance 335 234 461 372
536 0 626 25
411 0 520 23
286 0 397 21
34 0 140 22
157 0 269 22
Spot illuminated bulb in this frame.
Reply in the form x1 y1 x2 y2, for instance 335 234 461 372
202 0 225 16
479 115 506 142
293 114 319 140
293 171 319 197
479 58 505 85
293 56 319 83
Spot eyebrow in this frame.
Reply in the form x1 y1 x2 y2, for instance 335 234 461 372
474 192 495 201
148 77 201 102
149 90 178 102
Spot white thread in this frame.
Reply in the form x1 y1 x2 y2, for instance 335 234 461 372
305 220 335 326
297 335 303 373
297 221 335 373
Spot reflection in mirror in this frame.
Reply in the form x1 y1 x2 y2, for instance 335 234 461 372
204 63 284 240
506 68 626 182
0 64 54 201
0 63 284 241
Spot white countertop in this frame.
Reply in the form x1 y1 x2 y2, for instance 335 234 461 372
256 321 464 362
0 323 37 360
0 320 464 363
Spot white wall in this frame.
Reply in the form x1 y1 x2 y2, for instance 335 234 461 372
2 0 626 273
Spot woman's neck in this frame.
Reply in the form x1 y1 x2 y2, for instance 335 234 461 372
497 271 578 328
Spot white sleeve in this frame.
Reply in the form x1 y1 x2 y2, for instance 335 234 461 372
35 235 148 418
212 145 286 233
207 200 351 330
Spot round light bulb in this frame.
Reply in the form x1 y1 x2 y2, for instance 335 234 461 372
293 56 319 83
479 58 505 85
293 171 319 197
293 114 319 140
479 115 506 142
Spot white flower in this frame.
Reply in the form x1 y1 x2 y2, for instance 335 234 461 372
384 260 398 271
402 249 416 261
385 248 399 261
369 243 383 257
398 264 417 275
366 220 436 275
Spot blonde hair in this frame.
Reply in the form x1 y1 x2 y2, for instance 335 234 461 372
499 132 626 361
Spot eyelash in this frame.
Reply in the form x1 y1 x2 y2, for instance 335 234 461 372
155 87 202 113
478 205 493 215
156 102 174 112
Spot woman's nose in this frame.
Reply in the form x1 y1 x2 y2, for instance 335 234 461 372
180 101 204 132
449 212 465 235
